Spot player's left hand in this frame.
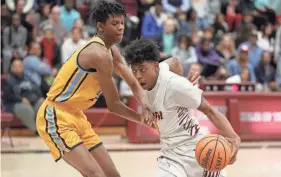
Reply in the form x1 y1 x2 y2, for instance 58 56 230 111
187 71 201 85
225 136 241 165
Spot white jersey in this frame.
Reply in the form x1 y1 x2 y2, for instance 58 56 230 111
145 63 226 177
145 62 205 149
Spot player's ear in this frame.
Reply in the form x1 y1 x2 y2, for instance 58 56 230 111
154 62 159 70
97 22 104 32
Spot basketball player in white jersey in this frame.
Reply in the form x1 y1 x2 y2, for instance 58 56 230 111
124 38 241 177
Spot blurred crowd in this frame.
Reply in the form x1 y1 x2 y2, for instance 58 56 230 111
1 0 281 131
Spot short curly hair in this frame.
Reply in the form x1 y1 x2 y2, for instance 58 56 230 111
90 0 126 24
124 38 160 65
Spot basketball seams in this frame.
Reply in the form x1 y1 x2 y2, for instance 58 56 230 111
208 135 219 171
196 134 232 172
218 136 232 149
198 134 217 143
218 139 227 168
198 139 217 168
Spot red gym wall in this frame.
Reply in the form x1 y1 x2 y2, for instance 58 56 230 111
127 92 281 142
9 93 281 142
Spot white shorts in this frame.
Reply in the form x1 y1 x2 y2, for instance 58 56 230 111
156 143 226 177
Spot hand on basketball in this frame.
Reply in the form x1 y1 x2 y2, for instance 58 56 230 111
187 71 201 85
225 136 241 165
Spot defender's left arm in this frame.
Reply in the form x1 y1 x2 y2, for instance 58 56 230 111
112 46 154 125
112 45 147 105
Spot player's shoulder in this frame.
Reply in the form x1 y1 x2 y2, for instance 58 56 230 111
79 42 113 69
111 45 123 62
166 74 194 92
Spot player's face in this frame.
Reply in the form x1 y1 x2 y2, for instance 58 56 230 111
131 61 159 91
102 15 125 43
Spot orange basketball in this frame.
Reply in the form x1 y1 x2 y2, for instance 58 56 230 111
195 134 232 172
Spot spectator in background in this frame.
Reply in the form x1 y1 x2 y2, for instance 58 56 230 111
274 25 281 63
73 18 91 39
23 11 38 46
239 31 263 68
38 2 51 22
257 23 275 52
185 8 199 36
60 0 80 32
3 59 44 133
216 34 236 66
40 5 67 45
227 45 256 82
2 13 27 73
207 0 222 25
254 0 276 25
40 25 61 70
276 56 281 91
157 18 176 59
235 12 257 46
212 13 229 42
172 35 197 76
213 67 229 81
239 0 255 13
221 0 242 32
226 67 251 83
141 1 167 39
196 39 222 78
175 8 189 38
6 0 34 15
190 32 202 46
33 0 62 10
162 0 190 14
191 0 209 29
255 51 276 91
202 27 214 44
61 27 87 63
23 42 52 88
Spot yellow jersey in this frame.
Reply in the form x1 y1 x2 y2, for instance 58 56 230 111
46 36 111 111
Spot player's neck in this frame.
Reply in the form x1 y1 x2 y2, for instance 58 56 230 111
148 70 160 91
95 33 114 49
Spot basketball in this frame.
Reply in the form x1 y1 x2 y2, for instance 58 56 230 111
195 134 232 172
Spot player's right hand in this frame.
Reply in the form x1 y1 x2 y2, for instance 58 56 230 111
142 107 155 126
225 136 241 165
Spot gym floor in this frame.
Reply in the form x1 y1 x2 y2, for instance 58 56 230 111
1 135 281 177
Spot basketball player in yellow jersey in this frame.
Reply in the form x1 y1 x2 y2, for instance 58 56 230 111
36 1 200 177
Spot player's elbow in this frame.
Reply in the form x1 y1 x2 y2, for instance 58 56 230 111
198 98 216 118
169 57 184 76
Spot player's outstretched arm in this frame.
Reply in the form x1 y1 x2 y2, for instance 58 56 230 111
197 96 241 165
79 44 143 124
166 76 240 165
112 45 147 104
112 45 154 125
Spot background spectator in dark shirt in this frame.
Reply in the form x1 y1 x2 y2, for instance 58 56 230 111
255 51 276 91
3 59 44 133
196 39 222 78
